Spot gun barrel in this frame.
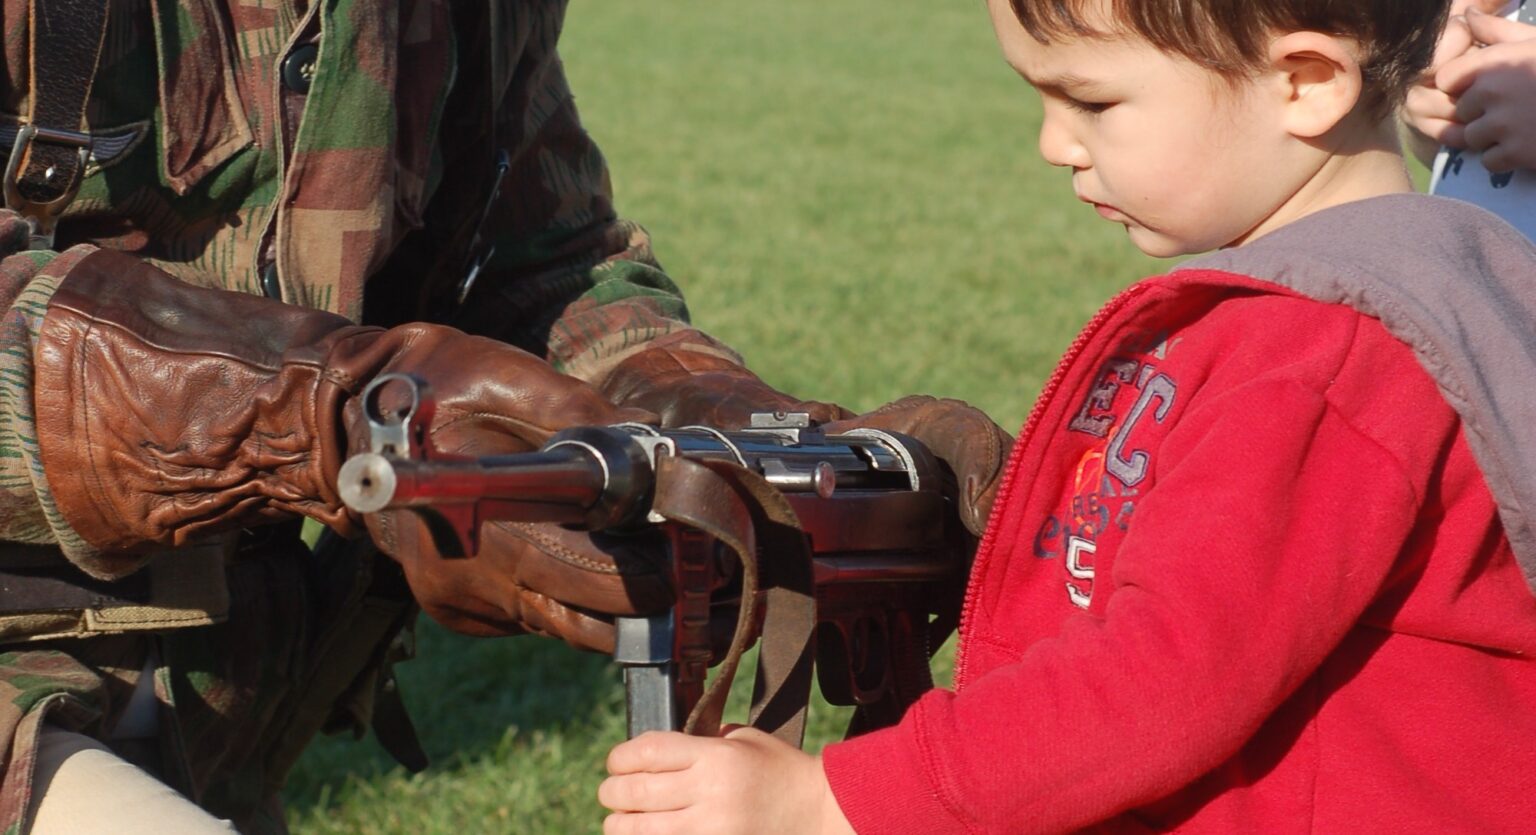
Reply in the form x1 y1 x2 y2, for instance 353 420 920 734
338 447 607 515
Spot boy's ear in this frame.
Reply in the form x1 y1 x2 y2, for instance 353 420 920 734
1267 31 1363 139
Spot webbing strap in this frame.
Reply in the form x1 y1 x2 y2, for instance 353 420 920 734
6 0 111 247
0 537 233 642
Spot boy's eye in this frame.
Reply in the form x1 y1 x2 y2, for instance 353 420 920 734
1064 97 1113 115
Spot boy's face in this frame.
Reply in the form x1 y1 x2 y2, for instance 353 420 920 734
987 0 1307 257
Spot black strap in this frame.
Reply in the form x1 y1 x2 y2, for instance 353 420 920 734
0 557 151 612
5 0 111 246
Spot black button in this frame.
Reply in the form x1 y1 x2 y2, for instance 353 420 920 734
281 43 320 94
260 262 282 300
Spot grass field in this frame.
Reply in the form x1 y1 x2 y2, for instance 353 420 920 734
281 2 1167 832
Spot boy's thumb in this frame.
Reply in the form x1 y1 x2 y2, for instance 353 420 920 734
1466 6 1536 44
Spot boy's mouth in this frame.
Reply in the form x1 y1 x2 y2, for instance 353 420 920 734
1074 187 1124 221
1085 198 1126 222
1069 182 1130 221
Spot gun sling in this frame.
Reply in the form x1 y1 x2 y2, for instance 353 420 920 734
650 455 817 747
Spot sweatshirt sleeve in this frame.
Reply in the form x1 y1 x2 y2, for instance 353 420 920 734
823 374 1427 833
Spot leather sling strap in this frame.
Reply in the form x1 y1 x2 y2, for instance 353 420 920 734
5 0 111 247
651 456 817 747
651 456 762 737
735 466 817 745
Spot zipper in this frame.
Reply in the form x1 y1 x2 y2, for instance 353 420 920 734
954 280 1155 687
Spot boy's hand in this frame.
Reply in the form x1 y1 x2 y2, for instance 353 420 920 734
1434 8 1536 171
600 729 856 835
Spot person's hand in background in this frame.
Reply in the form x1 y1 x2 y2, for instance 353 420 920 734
1433 7 1536 171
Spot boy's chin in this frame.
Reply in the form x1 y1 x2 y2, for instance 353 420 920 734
1122 222 1238 259
1123 226 1200 259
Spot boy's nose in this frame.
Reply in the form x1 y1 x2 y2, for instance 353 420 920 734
1038 116 1089 170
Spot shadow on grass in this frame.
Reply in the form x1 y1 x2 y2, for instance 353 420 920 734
281 618 623 816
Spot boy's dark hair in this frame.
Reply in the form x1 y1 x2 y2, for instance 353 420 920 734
1008 0 1450 113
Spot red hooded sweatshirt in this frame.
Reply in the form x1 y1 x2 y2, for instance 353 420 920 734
823 195 1536 833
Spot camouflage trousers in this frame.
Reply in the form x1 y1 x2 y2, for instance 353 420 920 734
0 528 415 834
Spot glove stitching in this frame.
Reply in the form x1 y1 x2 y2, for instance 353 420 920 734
506 523 661 576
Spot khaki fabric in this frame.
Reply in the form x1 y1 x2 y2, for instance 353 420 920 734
29 726 237 834
0 537 234 645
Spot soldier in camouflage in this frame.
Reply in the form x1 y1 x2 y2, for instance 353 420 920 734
0 0 1009 831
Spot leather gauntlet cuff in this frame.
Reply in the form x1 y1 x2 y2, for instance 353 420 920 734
599 335 851 428
35 249 370 573
34 248 637 577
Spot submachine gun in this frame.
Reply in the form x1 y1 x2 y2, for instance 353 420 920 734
337 373 964 746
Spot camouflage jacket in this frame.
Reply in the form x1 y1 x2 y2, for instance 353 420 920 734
0 0 732 830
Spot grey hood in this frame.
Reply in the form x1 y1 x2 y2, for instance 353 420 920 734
1180 194 1536 597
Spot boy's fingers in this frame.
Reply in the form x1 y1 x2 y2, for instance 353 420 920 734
1465 7 1536 45
606 731 713 775
598 771 698 814
604 809 694 835
721 724 766 740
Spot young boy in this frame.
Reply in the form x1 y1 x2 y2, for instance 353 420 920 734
599 0 1536 831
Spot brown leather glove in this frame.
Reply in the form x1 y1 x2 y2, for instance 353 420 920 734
368 517 672 651
353 388 675 651
33 249 671 647
823 395 1014 539
598 333 851 428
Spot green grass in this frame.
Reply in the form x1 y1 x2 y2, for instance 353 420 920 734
282 2 1164 832
552 0 1166 427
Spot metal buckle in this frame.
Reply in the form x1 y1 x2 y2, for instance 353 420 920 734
3 123 91 250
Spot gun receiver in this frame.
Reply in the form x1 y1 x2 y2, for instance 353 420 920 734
338 374 963 744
